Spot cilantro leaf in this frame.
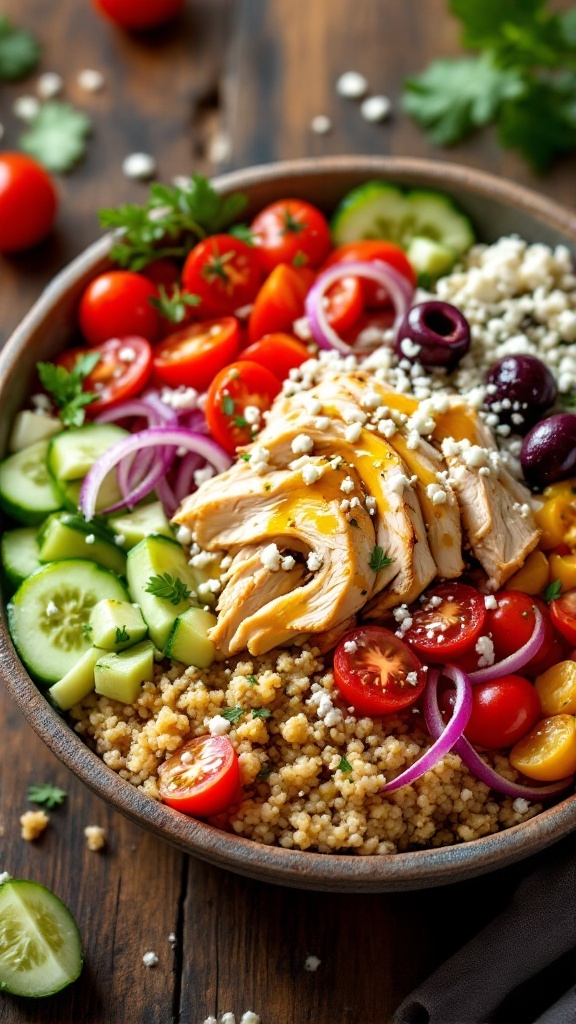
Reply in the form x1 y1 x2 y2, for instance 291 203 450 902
448 0 569 68
82 623 93 638
0 17 40 81
543 579 562 603
221 706 243 723
27 783 67 809
115 625 130 644
37 352 101 428
369 546 394 573
498 75 576 173
149 285 200 324
252 708 271 719
336 756 353 774
20 101 91 173
221 395 235 416
145 573 192 606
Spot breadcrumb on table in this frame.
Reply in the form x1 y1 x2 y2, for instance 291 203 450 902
20 810 49 841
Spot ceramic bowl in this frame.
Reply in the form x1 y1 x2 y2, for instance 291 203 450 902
2 156 576 892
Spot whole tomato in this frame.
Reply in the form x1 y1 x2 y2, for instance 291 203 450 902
93 0 184 30
0 153 57 253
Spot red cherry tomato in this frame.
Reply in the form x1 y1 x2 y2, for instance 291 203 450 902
550 589 576 645
93 0 184 30
440 674 542 749
333 626 426 716
142 258 181 289
248 264 315 343
250 199 331 273
152 317 241 392
323 241 416 308
205 360 281 453
158 735 241 817
341 309 396 347
56 337 153 414
323 275 364 334
78 271 160 346
0 153 57 253
182 234 262 317
402 583 487 663
241 333 310 381
486 591 556 672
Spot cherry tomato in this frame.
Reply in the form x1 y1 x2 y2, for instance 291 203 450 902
93 0 184 30
402 583 487 663
248 264 315 343
323 241 416 308
486 591 556 672
158 735 241 817
56 336 153 414
0 153 57 254
550 589 576 645
333 626 426 716
323 275 364 334
250 199 331 273
182 234 262 317
152 317 241 392
440 674 541 749
510 714 576 781
78 271 160 346
205 360 281 453
142 258 181 289
341 309 396 347
242 333 310 380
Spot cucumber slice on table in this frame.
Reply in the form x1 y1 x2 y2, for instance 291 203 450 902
38 513 127 576
1 526 42 591
0 878 82 997
8 559 129 685
0 440 62 525
127 534 201 651
47 424 128 483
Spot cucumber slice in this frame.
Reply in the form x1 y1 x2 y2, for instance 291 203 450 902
48 646 99 711
8 410 63 454
0 878 82 997
405 190 475 255
47 424 128 483
8 559 129 685
331 182 408 246
94 640 155 703
127 535 199 651
38 513 127 576
89 599 147 651
406 237 459 283
108 501 174 549
0 440 62 526
1 527 42 592
165 606 217 668
54 472 125 515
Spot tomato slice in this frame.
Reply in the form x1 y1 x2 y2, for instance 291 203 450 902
205 359 282 453
440 674 542 749
333 626 426 715
510 714 576 781
158 735 241 817
241 333 310 380
486 591 557 672
324 275 364 334
182 234 262 316
56 336 153 414
550 589 576 645
248 264 315 343
322 241 416 308
402 583 487 663
151 316 241 392
250 198 332 273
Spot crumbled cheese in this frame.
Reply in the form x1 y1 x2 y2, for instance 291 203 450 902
291 434 314 455
360 94 392 121
84 825 106 851
45 600 59 617
475 635 495 668
345 422 363 443
118 346 137 363
142 951 159 968
406 671 419 686
85 534 95 545
0 872 11 884
336 70 368 98
160 386 198 411
484 595 498 610
260 543 281 571
292 316 313 340
244 405 261 425
310 114 332 134
340 476 355 494
281 555 296 571
13 95 40 121
304 955 322 971
377 418 397 438
20 810 49 841
36 72 63 99
197 578 221 597
463 445 490 469
307 551 323 572
343 640 358 654
176 525 193 545
365 496 377 513
302 462 324 485
194 466 215 488
361 389 383 410
313 416 330 431
77 68 105 92
400 337 421 360
512 797 530 814
122 152 157 180
208 715 231 736
189 550 217 569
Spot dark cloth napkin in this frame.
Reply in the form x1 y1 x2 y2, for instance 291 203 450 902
394 834 576 1024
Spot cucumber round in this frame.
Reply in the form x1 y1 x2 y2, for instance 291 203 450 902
1 526 42 592
0 440 62 526
47 424 128 483
0 878 82 997
8 559 129 685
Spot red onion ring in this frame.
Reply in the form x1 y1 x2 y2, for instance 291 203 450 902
94 398 165 426
305 260 414 355
381 666 472 793
174 452 206 504
155 475 179 518
468 607 545 684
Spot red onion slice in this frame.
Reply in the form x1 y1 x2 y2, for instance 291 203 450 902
94 398 164 426
174 452 206 504
381 666 472 793
305 260 414 355
468 607 545 684
155 475 179 518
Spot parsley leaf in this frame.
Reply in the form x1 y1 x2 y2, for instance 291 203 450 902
221 395 235 416
498 75 576 173
37 352 100 428
246 675 257 685
221 706 243 723
336 756 353 774
240 453 251 462
0 16 40 80
448 0 569 68
82 623 93 638
543 579 562 603
115 625 130 644
27 783 67 809
369 546 394 572
257 766 271 780
234 415 248 429
20 101 91 173
149 285 200 325
145 573 192 606
252 708 271 719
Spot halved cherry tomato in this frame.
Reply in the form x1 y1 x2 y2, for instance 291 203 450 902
78 270 160 346
510 714 576 781
486 591 556 672
550 589 576 645
333 626 426 716
322 241 416 308
248 264 315 343
205 360 281 453
158 735 241 817
323 275 364 334
152 317 241 392
182 234 262 316
402 583 487 663
440 674 541 749
241 333 310 381
250 198 331 273
56 336 152 414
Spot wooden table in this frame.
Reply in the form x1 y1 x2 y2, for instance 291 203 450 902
1 3 576 1021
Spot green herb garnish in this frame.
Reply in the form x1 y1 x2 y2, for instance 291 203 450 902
543 579 562 603
145 573 192 606
369 546 394 572
240 453 251 462
336 756 353 774
20 101 91 173
82 623 93 638
149 285 200 325
257 766 272 780
37 352 100 428
115 625 130 644
252 708 271 720
27 783 67 809
221 395 235 417
0 17 40 81
221 706 243 723
246 675 257 686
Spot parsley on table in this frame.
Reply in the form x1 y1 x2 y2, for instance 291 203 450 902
336 756 353 774
221 706 243 723
145 573 192 606
252 708 271 720
369 546 394 572
115 625 130 644
27 783 67 809
37 352 101 428
0 16 40 80
20 101 91 174
149 285 200 325
543 579 562 603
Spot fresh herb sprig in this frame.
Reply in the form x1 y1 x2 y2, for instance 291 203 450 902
20 102 91 174
149 285 200 325
115 625 130 644
369 546 394 573
37 352 100 428
27 783 67 809
543 579 562 603
145 573 192 606
0 17 40 81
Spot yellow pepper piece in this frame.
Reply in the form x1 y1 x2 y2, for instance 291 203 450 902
534 495 576 550
506 550 549 595
509 714 576 781
548 553 576 593
536 661 576 716
543 477 576 501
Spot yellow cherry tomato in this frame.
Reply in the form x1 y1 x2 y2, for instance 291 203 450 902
534 495 575 550
548 554 576 593
509 714 576 781
536 662 576 715
543 477 576 501
506 550 550 595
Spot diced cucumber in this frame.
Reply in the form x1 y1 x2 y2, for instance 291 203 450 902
406 236 458 282
165 607 217 668
127 534 198 650
89 599 147 651
47 424 128 483
54 472 125 515
8 559 129 685
1 527 42 592
94 639 155 703
0 878 83 997
108 501 174 549
38 513 127 576
8 410 63 454
48 647 99 711
0 440 62 526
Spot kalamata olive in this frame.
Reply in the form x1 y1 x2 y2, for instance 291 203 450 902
520 413 576 489
394 301 471 368
485 355 557 433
